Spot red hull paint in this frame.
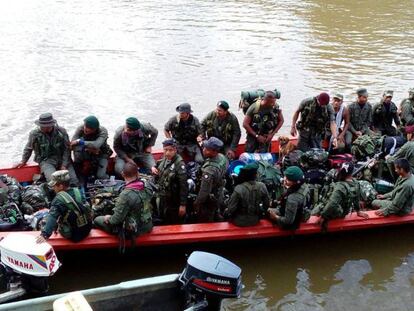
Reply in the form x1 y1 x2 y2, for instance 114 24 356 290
2 137 411 251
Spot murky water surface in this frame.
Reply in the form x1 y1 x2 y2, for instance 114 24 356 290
1 0 414 309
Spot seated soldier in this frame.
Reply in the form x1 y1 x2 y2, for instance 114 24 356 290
94 162 153 235
267 166 309 230
224 163 270 227
373 158 414 216
36 170 92 243
313 163 368 223
71 115 112 182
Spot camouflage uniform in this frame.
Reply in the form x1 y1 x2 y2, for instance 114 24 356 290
372 174 414 216
295 97 335 152
72 125 112 179
273 183 309 229
21 126 78 185
155 154 188 224
386 141 414 175
94 179 153 234
41 187 92 242
164 115 203 163
346 102 373 146
245 100 281 153
194 153 228 222
113 123 158 175
400 90 414 125
201 111 241 154
372 100 400 136
317 180 361 220
225 181 270 227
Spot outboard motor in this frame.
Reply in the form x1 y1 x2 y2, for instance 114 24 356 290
0 233 61 303
179 251 242 311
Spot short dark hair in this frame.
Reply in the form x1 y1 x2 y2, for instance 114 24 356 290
122 162 139 178
394 158 411 173
55 180 70 188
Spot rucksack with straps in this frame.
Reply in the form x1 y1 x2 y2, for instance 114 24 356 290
351 134 379 160
282 150 303 169
256 161 283 200
300 148 329 170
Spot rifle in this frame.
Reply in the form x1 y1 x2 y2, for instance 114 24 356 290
352 152 384 177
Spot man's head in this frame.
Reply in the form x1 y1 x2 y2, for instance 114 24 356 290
48 170 70 192
409 88 414 100
176 103 192 121
394 158 411 176
35 113 56 134
316 92 330 106
332 93 343 110
405 124 414 141
124 117 141 134
122 162 139 180
83 115 100 135
162 138 177 160
262 91 277 108
356 88 368 104
337 162 354 181
382 90 393 104
216 101 229 118
238 162 259 182
283 166 304 188
202 137 224 158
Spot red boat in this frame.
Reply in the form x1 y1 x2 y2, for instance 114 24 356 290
1 139 413 251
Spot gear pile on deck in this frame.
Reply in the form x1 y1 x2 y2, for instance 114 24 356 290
2 86 414 244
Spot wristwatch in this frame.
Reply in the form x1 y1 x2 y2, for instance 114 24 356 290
255 134 259 138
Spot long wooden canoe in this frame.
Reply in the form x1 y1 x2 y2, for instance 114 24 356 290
1 138 413 251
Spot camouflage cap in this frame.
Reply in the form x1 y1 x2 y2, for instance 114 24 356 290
356 88 368 96
332 93 343 100
48 170 70 187
383 90 394 97
203 137 224 151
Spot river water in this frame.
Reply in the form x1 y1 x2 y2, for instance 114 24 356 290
1 0 414 309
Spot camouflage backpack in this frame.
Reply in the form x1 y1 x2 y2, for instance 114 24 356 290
300 148 329 169
282 150 303 169
0 175 22 205
0 202 23 230
20 183 51 215
357 180 377 204
256 161 283 200
239 88 281 114
351 135 378 160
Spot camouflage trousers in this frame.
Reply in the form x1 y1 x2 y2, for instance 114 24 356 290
297 130 322 152
245 134 271 153
39 159 79 186
177 144 204 164
114 153 155 176
371 199 393 211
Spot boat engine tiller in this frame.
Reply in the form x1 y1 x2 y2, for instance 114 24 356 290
0 233 61 303
179 251 242 310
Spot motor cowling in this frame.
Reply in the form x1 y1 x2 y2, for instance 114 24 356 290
179 251 242 310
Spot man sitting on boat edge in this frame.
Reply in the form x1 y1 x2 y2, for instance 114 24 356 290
36 170 92 243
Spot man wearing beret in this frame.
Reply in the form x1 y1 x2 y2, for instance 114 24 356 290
345 88 374 146
15 113 79 185
152 139 188 224
71 115 112 182
200 101 241 160
372 90 401 136
194 137 228 222
164 103 203 163
243 90 284 153
36 170 92 243
400 88 414 127
386 125 414 179
113 117 158 176
224 162 270 227
291 92 337 152
268 166 309 230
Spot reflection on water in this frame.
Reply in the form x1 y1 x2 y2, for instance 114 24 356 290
0 0 413 165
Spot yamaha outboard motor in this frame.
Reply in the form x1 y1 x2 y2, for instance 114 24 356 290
179 251 242 310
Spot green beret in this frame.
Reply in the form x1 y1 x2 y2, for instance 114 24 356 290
126 117 141 130
284 166 304 182
217 100 229 110
84 115 100 129
240 162 259 172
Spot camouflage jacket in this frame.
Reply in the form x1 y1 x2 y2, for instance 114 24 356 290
22 126 71 165
72 125 112 157
201 111 241 150
246 100 281 136
372 100 400 130
400 98 414 125
381 174 414 216
164 114 202 146
297 97 334 133
348 102 373 134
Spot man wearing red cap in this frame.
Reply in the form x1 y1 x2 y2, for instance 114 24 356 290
290 92 337 152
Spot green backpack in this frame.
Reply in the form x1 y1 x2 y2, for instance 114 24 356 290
351 135 378 160
256 161 283 200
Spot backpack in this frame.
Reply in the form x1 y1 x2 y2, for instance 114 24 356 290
0 202 23 231
282 150 303 169
300 148 329 169
20 183 51 214
256 161 283 200
357 180 377 204
328 154 353 169
351 135 378 160
0 175 22 205
304 169 327 185
239 89 281 114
